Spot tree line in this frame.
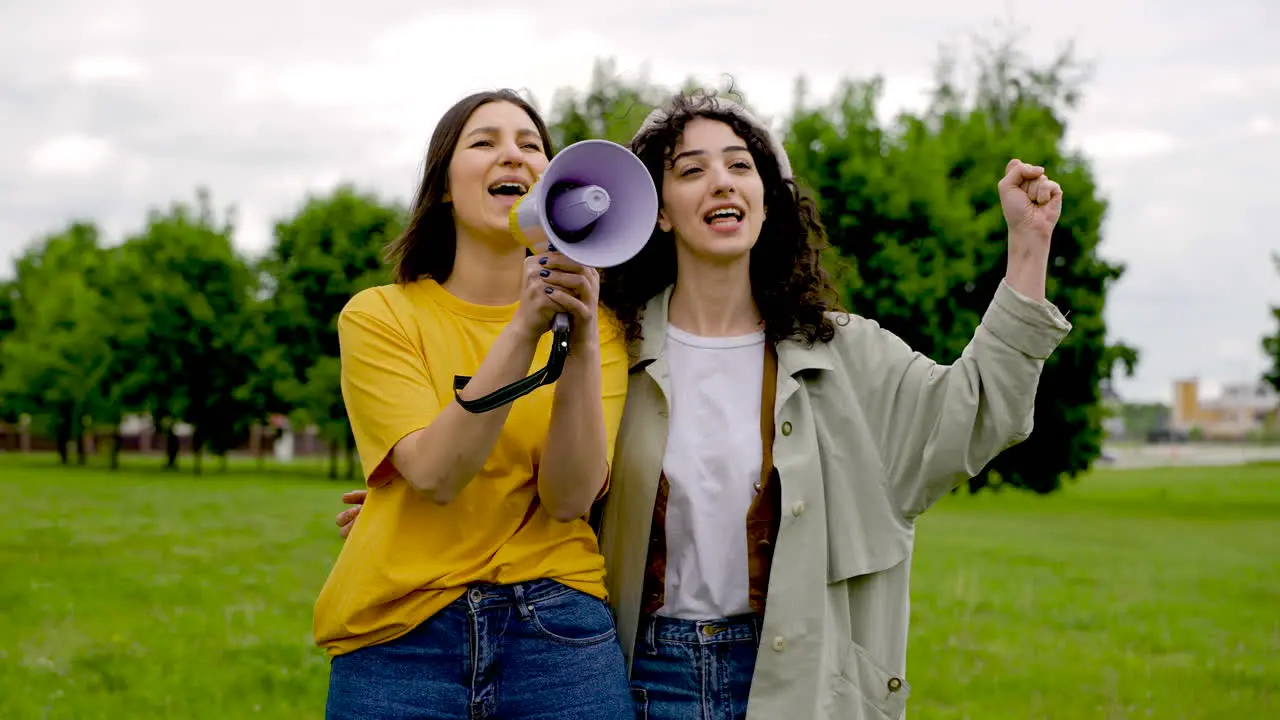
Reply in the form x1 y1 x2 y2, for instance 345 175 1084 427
0 36 1140 494
1261 254 1280 397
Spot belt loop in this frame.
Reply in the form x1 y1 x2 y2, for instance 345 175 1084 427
512 582 531 619
646 614 656 650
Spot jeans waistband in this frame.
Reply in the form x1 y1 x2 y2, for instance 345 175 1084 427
640 612 762 646
461 578 577 612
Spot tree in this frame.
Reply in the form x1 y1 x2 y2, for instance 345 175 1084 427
234 287 292 468
1118 402 1171 442
261 184 405 479
548 59 758 150
0 279 18 427
784 31 1134 493
1261 253 1280 393
113 189 260 473
549 58 667 147
0 281 14 348
82 243 142 470
0 222 118 464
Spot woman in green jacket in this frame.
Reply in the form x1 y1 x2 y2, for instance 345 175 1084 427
335 89 1072 720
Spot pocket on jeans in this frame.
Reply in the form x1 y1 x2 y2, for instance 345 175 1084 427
630 686 649 720
527 587 618 646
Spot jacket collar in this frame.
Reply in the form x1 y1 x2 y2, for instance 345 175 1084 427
632 285 836 378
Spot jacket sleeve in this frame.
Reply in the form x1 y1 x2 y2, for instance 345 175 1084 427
837 279 1072 519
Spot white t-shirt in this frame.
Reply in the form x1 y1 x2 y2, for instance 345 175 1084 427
655 323 765 620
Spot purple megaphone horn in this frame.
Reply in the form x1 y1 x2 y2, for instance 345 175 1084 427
509 139 659 268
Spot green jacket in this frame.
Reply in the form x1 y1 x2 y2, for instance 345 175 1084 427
597 279 1072 719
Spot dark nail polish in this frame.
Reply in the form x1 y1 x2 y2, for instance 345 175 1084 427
544 286 554 294
539 269 550 277
538 257 548 265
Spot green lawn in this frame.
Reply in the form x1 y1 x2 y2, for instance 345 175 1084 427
1 452 1276 719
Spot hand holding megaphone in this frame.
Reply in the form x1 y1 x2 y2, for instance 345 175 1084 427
514 249 600 342
509 158 602 343
453 139 659 414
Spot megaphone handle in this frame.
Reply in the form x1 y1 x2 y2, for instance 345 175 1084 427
547 238 573 338
552 312 571 336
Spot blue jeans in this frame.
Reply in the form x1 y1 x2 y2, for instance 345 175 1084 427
628 613 762 720
325 578 635 720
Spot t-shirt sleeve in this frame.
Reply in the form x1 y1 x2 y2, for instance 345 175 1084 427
596 313 630 499
338 292 441 487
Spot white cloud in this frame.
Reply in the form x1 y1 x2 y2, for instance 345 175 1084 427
1078 129 1178 160
69 56 146 83
27 135 114 175
1216 339 1259 363
271 10 619 115
1248 115 1275 136
1207 72 1249 96
1204 64 1280 96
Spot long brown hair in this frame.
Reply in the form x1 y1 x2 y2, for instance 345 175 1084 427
384 89 556 284
600 90 841 347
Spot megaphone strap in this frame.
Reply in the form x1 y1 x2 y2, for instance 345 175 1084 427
452 318 572 414
453 366 551 413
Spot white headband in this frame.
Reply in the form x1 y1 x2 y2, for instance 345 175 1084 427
631 94 793 180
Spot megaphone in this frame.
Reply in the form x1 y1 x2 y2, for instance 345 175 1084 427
509 139 659 267
453 139 659 414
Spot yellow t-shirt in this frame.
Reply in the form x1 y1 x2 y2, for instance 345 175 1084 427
313 278 630 657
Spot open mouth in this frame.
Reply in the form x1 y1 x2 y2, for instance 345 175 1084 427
703 207 744 225
488 182 529 197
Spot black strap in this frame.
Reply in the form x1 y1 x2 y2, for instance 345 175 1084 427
453 315 573 414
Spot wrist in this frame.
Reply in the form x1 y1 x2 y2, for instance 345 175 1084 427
1007 229 1050 259
1006 242 1049 269
561 332 601 377
569 316 599 347
1004 249 1049 302
564 336 600 367
503 318 542 349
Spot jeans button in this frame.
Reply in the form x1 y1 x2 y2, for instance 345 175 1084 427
469 588 483 603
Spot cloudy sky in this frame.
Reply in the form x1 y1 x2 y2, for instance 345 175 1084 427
2 0 1276 403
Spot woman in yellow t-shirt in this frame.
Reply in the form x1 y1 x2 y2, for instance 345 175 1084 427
314 89 635 719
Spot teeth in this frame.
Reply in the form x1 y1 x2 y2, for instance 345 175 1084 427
705 208 743 222
489 182 528 195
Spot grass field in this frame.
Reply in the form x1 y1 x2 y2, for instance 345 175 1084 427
2 452 1276 719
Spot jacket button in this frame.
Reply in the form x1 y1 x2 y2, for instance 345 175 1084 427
781 421 792 436
791 500 805 517
771 636 785 652
887 677 903 692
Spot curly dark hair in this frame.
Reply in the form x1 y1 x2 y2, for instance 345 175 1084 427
599 90 842 349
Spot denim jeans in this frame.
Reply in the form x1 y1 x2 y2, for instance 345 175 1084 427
628 613 762 720
325 578 635 720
